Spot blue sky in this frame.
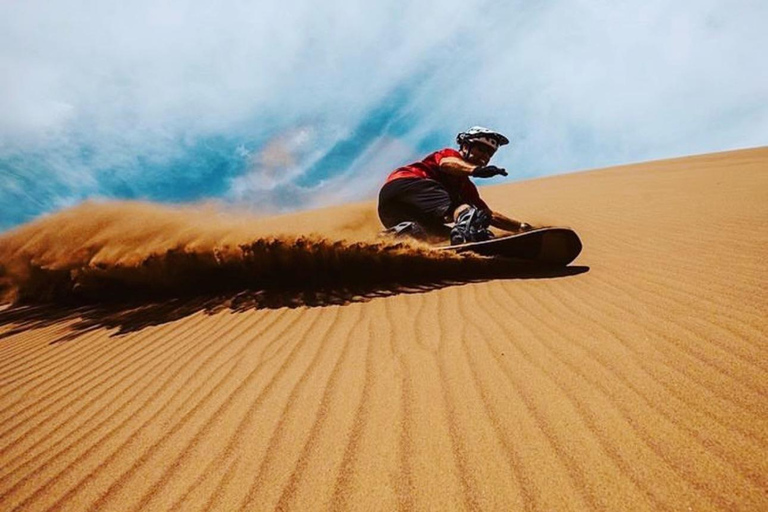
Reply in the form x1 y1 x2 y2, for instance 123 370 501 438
1 0 767 231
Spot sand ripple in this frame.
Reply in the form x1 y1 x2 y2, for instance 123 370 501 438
1 147 767 511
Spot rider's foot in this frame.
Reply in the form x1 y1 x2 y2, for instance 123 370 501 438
450 207 492 245
380 221 428 241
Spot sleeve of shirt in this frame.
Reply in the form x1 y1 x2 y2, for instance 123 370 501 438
461 180 489 210
433 147 463 165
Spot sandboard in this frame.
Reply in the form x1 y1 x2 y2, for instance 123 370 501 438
439 227 582 265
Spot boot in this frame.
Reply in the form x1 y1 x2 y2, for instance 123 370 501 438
380 221 428 240
450 207 493 245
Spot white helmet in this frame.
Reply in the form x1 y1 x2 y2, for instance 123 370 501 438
456 126 509 150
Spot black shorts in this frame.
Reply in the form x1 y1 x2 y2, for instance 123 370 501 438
378 178 456 235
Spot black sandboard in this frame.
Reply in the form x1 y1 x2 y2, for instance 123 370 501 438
439 227 582 265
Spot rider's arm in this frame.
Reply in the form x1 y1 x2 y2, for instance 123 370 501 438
488 210 532 232
438 156 476 176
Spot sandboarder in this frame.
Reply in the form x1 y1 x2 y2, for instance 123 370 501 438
378 126 533 244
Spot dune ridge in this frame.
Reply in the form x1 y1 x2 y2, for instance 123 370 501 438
0 147 766 511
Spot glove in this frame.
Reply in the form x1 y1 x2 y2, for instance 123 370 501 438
471 165 508 178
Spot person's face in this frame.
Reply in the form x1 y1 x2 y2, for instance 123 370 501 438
463 142 496 166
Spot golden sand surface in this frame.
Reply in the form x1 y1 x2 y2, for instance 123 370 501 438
0 147 766 511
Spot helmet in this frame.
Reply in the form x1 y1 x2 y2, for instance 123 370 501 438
456 126 509 150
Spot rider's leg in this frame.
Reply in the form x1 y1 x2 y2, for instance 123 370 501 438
378 179 453 239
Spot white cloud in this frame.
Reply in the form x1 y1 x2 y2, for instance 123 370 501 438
1 0 766 226
229 123 344 196
434 0 768 171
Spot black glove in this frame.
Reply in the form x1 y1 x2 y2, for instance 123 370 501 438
471 165 508 178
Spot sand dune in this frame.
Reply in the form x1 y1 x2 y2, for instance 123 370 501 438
1 147 767 511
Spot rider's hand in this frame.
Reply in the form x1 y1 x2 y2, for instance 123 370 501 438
519 222 533 231
471 165 508 178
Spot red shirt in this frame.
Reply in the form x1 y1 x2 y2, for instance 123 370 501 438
385 148 489 209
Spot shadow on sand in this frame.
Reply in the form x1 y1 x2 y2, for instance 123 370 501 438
0 261 589 341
